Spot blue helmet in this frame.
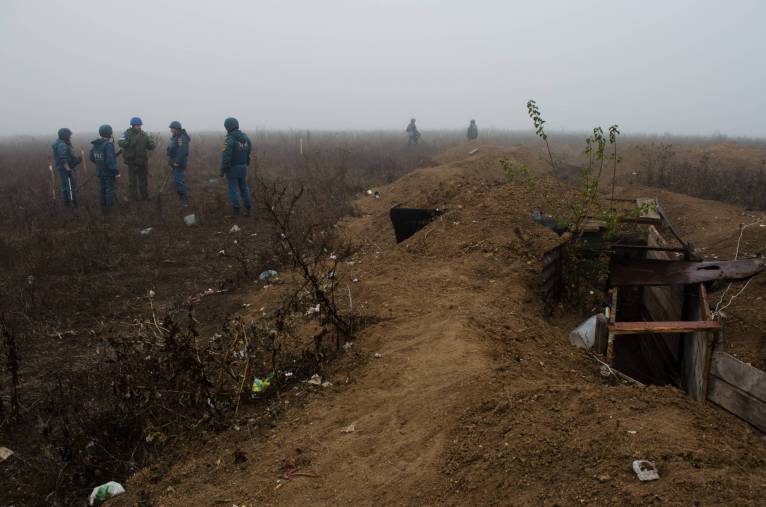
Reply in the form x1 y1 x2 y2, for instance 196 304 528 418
99 124 113 137
130 117 143 126
57 128 72 140
224 117 239 132
168 120 182 129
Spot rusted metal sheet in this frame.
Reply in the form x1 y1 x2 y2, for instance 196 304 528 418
542 244 564 317
610 258 766 286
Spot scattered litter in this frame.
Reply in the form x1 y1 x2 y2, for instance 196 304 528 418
341 423 356 433
306 304 320 316
569 315 598 350
139 227 153 235
0 447 14 462
366 189 373 196
187 287 230 305
307 374 322 386
259 269 279 281
632 460 660 482
183 213 197 226
321 381 333 388
329 253 338 260
207 176 219 184
250 374 273 399
229 224 241 233
148 289 156 299
343 341 353 351
374 191 381 199
326 271 337 279
531 208 569 235
374 353 383 358
352 278 359 283
469 148 479 155
89 481 125 506
282 459 319 480
284 371 294 378
627 430 637 435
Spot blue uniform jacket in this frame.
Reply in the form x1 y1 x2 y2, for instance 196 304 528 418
167 130 191 169
220 130 251 179
89 138 118 177
52 139 81 172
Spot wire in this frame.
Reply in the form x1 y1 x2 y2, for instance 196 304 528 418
712 215 766 319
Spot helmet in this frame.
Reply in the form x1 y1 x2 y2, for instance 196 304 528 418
168 120 182 129
224 117 239 132
99 124 113 137
130 117 143 126
57 128 72 140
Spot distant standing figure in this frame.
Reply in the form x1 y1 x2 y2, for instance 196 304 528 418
406 118 421 146
220 117 253 216
89 124 119 212
118 117 156 201
51 128 82 207
467 119 478 140
167 121 191 203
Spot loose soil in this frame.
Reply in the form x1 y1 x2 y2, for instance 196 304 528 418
108 145 766 506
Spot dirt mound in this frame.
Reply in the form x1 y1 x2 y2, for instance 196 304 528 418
112 145 766 506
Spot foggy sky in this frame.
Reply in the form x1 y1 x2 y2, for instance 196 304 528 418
1 0 765 137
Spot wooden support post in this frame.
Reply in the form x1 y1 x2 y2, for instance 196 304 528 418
606 288 618 363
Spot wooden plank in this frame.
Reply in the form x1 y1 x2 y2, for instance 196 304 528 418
636 198 661 222
606 288 618 362
680 289 716 401
582 219 606 232
699 283 713 321
609 321 720 335
707 376 766 433
594 314 609 356
710 352 766 403
610 258 766 286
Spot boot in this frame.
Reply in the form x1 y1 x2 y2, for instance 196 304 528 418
243 207 251 217
232 207 240 216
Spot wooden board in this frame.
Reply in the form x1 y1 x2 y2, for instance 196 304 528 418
707 376 766 433
610 258 766 286
710 352 766 403
636 198 662 223
594 314 609 356
609 321 720 335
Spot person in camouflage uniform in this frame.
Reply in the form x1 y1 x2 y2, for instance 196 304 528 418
118 116 155 200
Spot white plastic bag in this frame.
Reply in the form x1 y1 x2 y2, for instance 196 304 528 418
569 315 598 350
89 481 125 505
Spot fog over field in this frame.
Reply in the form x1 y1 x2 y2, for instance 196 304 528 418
1 0 764 136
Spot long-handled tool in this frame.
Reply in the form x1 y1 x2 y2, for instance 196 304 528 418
65 172 74 203
80 147 87 176
47 157 56 201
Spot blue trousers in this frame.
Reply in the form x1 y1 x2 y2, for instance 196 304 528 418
99 175 116 209
172 167 186 196
227 176 252 210
58 170 77 206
